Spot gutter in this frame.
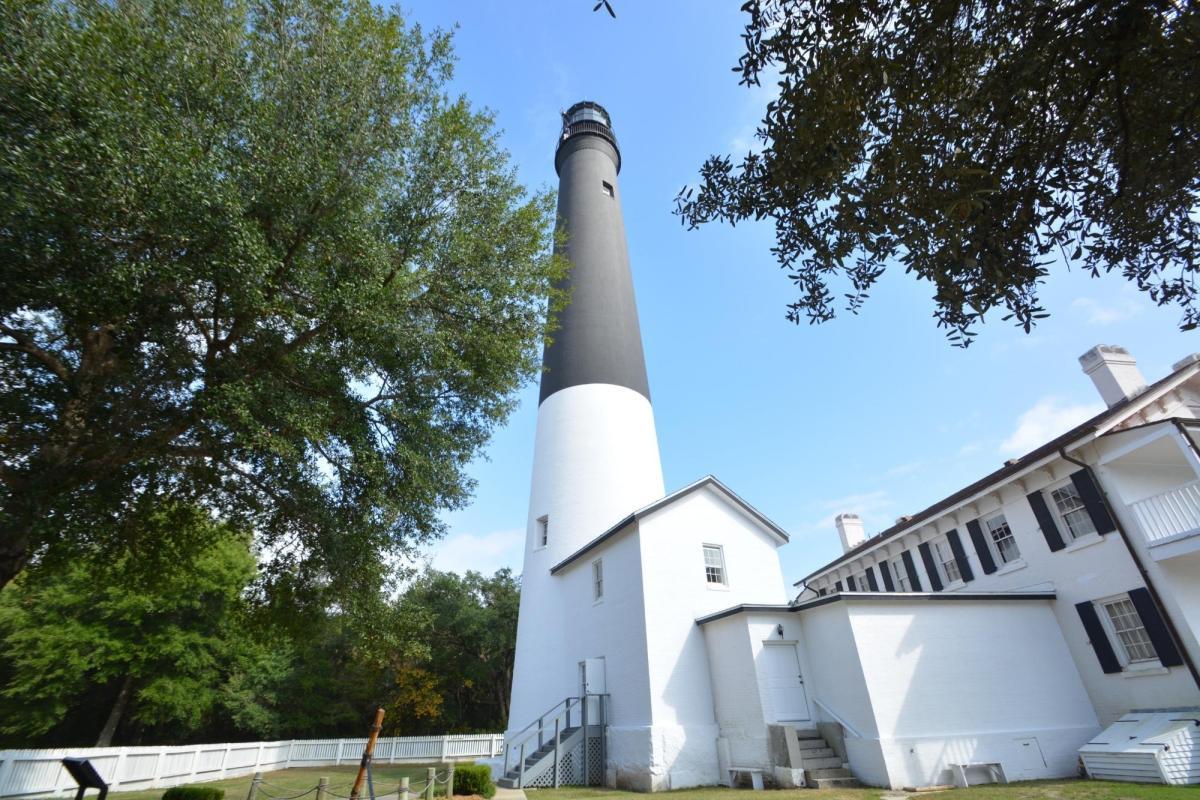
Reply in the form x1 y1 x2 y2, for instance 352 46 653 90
1058 445 1200 691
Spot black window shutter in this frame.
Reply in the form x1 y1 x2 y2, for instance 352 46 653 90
834 580 843 593
946 529 975 582
1127 588 1184 667
1027 489 1066 552
880 561 895 591
901 550 923 591
918 541 944 591
967 519 998 574
1070 469 1117 534
865 566 880 591
818 587 828 597
846 575 857 591
1075 601 1123 674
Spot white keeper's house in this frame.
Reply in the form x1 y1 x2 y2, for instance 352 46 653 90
496 101 1200 793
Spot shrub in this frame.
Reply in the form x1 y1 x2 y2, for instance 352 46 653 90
163 786 225 800
452 764 495 799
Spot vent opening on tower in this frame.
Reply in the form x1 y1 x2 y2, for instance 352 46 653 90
602 180 614 197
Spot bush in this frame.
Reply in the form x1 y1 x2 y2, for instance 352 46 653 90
452 764 495 799
163 786 225 800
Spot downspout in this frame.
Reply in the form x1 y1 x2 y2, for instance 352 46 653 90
1059 445 1200 690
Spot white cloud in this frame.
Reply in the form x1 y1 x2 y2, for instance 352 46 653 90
1071 295 1144 326
426 528 524 577
999 396 1104 456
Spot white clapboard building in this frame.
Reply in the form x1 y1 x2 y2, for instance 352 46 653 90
497 101 1200 792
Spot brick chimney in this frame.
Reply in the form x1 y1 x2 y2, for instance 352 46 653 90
836 513 866 553
1080 345 1147 408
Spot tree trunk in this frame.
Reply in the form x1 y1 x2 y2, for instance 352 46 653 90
0 530 30 591
96 674 134 747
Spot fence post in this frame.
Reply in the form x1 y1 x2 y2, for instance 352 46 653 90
246 772 263 800
316 777 328 800
424 768 435 800
446 764 455 799
399 777 409 800
518 743 525 789
440 736 448 764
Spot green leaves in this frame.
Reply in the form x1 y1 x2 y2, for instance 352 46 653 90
0 0 559 593
675 0 1200 344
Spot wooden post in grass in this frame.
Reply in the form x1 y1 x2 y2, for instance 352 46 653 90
246 773 263 800
317 777 328 800
349 708 386 800
424 768 435 800
399 777 409 800
446 764 455 798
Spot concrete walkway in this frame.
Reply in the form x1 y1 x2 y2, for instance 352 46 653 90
493 787 528 800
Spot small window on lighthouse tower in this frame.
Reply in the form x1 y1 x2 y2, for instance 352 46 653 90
536 515 549 549
601 180 614 197
592 559 604 602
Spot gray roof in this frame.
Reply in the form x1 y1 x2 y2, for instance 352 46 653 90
694 591 1057 626
550 475 789 575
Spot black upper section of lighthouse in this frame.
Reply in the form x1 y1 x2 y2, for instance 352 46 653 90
539 101 652 406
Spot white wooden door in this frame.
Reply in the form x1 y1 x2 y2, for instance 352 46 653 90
580 657 606 725
760 642 810 721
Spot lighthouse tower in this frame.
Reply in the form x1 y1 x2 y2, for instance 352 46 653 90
507 100 665 737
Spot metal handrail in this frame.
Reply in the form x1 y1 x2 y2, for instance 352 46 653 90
502 694 612 776
812 697 863 739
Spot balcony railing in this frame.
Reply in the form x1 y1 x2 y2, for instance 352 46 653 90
1129 480 1200 545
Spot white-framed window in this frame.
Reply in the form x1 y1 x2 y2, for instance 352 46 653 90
702 544 727 586
592 559 604 601
601 180 614 197
932 538 961 584
1100 596 1157 663
851 571 866 591
1048 481 1098 541
536 515 549 549
889 557 910 592
984 512 1021 564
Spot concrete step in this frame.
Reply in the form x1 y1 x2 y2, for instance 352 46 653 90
496 778 518 790
800 755 843 770
810 776 862 789
807 767 854 780
792 729 819 739
799 747 835 760
795 737 827 749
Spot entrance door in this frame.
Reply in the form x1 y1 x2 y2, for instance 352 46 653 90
579 657 606 725
759 642 810 721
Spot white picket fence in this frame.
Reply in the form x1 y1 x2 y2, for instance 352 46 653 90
0 734 504 799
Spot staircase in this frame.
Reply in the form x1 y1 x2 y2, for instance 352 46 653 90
794 728 861 789
497 695 608 789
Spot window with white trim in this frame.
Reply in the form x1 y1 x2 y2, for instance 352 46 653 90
702 544 727 586
592 559 604 601
1049 481 1098 541
984 512 1021 564
890 557 910 592
932 538 961 584
1101 596 1157 663
536 515 549 549
601 180 614 197
851 570 866 591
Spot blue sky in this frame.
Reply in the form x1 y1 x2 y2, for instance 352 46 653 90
408 1 1198 584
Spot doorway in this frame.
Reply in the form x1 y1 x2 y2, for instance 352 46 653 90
759 642 810 721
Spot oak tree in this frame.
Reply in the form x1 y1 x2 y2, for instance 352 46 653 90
675 0 1200 344
0 0 561 589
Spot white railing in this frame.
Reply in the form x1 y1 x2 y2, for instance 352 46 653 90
0 734 503 799
1129 480 1200 546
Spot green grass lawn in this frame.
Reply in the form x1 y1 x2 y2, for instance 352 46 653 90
528 780 1199 800
107 765 447 800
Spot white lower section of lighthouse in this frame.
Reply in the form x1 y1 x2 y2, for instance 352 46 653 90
508 381 664 739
